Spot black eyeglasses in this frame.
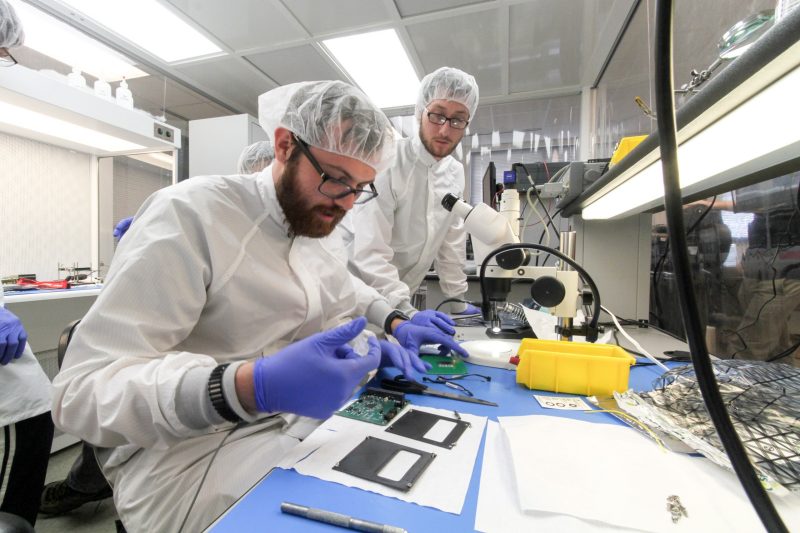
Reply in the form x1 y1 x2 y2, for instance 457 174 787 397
0 48 17 67
292 134 378 205
426 110 469 130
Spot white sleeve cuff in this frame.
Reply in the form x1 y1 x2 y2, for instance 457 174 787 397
222 361 259 423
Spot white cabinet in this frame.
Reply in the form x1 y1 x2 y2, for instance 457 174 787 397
188 114 268 176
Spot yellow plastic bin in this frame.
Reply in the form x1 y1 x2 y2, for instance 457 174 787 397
516 338 636 396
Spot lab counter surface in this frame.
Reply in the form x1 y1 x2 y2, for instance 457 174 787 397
207 327 690 533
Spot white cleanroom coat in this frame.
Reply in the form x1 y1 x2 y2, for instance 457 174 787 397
51 166 392 532
0 289 52 428
349 134 469 314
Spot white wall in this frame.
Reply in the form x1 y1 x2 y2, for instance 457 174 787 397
0 131 92 280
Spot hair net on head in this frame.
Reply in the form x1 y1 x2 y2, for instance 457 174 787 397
415 66 479 121
0 0 25 49
237 140 274 174
259 81 396 175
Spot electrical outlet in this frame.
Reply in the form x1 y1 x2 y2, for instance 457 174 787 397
153 124 175 142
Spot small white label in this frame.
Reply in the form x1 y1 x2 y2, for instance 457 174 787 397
423 419 457 442
534 395 591 411
377 450 421 481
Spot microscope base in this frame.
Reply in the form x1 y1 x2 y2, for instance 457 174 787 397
485 326 535 340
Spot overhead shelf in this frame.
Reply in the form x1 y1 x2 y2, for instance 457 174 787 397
0 65 181 156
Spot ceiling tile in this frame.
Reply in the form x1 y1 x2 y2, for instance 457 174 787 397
395 0 491 18
282 0 394 35
245 45 348 86
508 0 583 93
406 9 503 97
175 57 276 116
164 0 305 51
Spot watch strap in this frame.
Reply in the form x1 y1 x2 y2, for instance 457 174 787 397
208 363 241 423
384 310 410 335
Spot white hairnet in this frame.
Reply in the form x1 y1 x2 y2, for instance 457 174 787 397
237 140 274 174
259 81 395 175
415 66 479 121
0 0 24 49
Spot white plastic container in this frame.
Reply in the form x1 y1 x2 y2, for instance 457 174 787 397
115 78 134 109
66 67 86 89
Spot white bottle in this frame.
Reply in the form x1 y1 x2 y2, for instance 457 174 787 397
66 67 86 89
93 79 112 99
115 78 134 109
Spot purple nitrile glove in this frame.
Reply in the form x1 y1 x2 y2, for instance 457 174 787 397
253 317 380 419
393 321 469 359
409 310 456 335
378 339 430 378
0 307 28 365
454 303 481 315
113 216 133 241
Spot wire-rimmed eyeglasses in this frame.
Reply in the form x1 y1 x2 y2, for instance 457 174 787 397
0 48 18 67
292 134 378 205
426 110 469 130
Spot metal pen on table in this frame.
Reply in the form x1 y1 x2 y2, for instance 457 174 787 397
281 502 407 533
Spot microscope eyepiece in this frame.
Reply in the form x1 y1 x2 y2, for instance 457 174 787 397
441 193 458 212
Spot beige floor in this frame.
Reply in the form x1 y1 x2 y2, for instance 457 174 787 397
35 443 119 533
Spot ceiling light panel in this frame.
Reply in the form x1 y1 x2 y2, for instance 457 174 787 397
59 0 223 63
323 30 419 109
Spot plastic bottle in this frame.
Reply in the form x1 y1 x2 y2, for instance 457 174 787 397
93 79 112 99
115 78 134 109
66 67 86 89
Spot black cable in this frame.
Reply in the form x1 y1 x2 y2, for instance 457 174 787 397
765 339 800 363
513 162 559 236
479 243 601 341
177 422 245 533
434 297 474 312
653 2 786 530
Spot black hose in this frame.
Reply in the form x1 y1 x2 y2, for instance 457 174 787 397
653 2 786 530
479 243 601 341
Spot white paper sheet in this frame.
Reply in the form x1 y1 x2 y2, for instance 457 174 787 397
476 421 630 533
277 405 486 514
497 415 800 532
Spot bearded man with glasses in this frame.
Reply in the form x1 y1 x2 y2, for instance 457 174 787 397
348 67 482 331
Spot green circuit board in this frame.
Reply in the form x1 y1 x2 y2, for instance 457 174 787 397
336 388 409 426
421 354 468 375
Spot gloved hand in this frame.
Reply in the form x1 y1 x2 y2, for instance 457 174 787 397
113 217 133 241
454 303 481 315
393 321 469 359
0 307 28 365
253 317 380 419
378 339 430 378
409 310 455 335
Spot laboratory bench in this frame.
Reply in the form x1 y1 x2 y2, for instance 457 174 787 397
206 325 735 533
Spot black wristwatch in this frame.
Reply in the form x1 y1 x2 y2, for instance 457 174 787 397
207 363 241 423
384 310 410 335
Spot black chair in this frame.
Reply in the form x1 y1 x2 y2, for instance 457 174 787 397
57 319 81 370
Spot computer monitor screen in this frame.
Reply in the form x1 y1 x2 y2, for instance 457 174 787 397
482 162 496 206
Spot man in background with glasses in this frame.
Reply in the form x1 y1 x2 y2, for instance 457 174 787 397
349 67 482 330
51 81 460 532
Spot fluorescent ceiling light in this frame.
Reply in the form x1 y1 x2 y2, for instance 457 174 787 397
10 0 147 81
323 29 419 108
581 63 800 220
59 0 222 63
0 100 145 152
